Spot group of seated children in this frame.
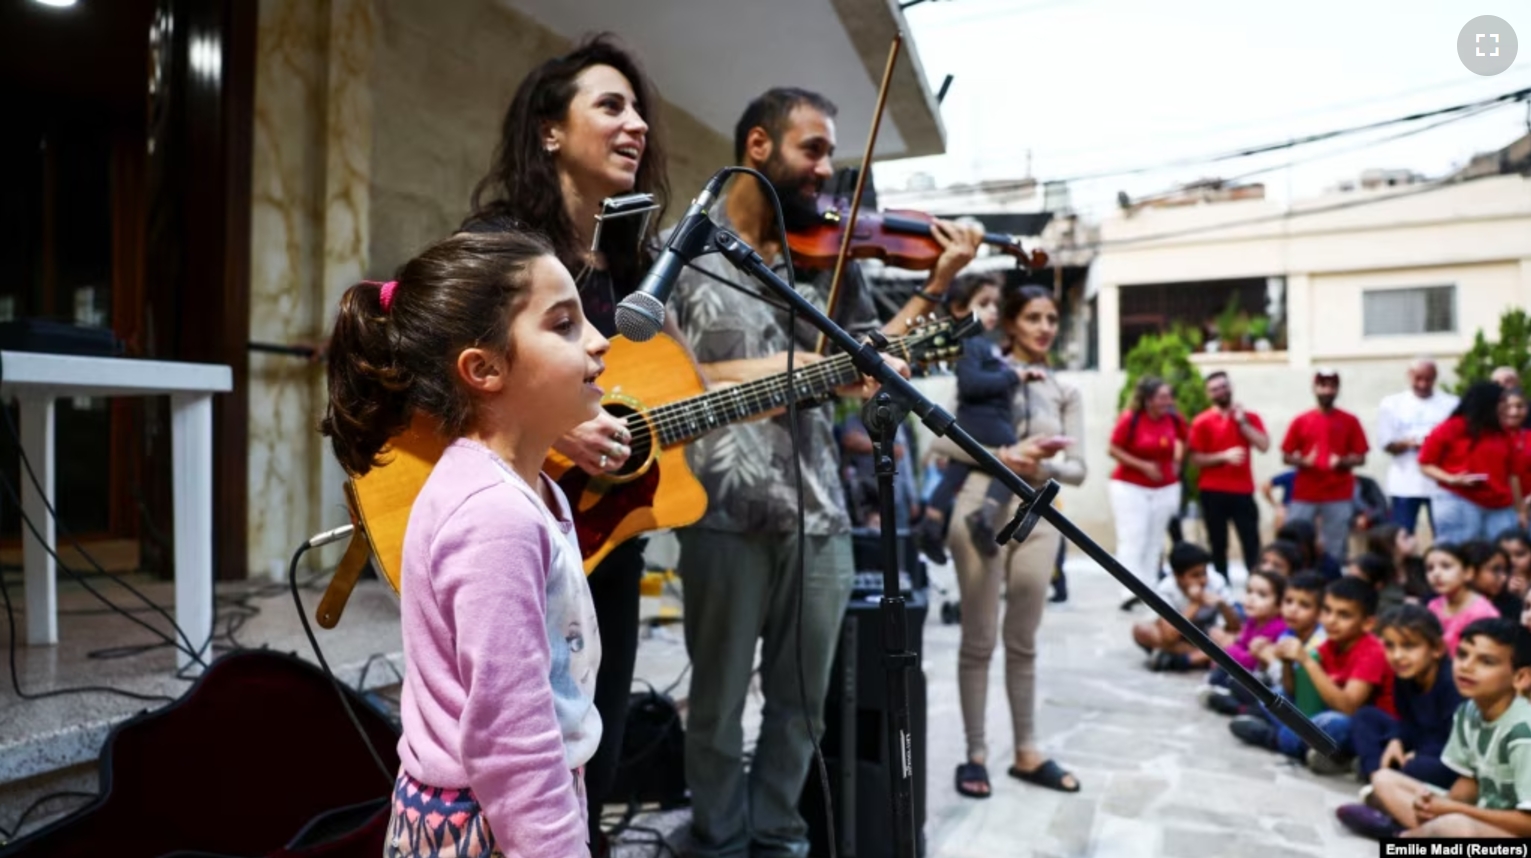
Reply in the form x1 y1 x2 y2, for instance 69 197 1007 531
1134 524 1531 839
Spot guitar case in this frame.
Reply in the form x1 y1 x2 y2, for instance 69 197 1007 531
0 649 401 858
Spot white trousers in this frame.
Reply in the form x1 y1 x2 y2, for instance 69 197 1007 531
1108 479 1183 597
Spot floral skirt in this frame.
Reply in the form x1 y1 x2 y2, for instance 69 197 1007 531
384 770 500 858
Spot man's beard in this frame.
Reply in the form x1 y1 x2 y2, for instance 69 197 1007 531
763 152 823 232
1317 394 1337 409
1213 394 1232 409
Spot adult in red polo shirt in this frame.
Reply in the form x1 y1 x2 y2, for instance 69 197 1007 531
1281 368 1369 565
1109 375 1186 606
1189 371 1270 584
1418 381 1521 544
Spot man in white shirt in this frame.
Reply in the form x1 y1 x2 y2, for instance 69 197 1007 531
1375 357 1458 535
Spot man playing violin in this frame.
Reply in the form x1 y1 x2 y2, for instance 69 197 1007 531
664 86 982 858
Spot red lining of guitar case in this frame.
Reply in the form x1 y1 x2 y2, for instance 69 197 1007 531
0 649 401 858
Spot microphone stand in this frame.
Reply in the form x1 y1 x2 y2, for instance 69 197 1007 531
697 224 1340 858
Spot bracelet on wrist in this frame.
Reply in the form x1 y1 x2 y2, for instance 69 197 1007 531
915 288 945 304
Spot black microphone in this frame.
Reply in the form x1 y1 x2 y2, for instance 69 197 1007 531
614 169 729 342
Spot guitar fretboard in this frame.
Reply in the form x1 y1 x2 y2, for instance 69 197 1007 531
640 352 863 446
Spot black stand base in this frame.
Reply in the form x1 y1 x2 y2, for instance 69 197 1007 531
860 391 920 858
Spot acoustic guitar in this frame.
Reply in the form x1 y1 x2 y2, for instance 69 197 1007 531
316 314 973 620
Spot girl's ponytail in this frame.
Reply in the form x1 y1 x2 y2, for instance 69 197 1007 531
321 282 416 476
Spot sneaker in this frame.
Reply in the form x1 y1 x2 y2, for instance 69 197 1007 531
1306 748 1354 776
1207 693 1246 717
916 516 948 565
1195 685 1221 707
965 507 998 559
1335 803 1402 840
1229 715 1276 749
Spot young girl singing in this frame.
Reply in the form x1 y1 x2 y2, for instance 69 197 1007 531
321 230 611 858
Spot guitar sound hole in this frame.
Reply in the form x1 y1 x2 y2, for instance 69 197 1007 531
605 403 654 478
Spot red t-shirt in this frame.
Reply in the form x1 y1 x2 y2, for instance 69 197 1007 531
1318 632 1396 717
1110 410 1182 488
1417 415 1518 509
1517 429 1531 494
1189 407 1266 495
1280 408 1370 503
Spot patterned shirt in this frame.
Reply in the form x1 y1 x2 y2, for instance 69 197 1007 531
666 199 879 536
1443 695 1531 810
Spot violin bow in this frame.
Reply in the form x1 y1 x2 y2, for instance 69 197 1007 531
814 31 903 355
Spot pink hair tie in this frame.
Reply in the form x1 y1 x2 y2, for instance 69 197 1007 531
378 280 398 313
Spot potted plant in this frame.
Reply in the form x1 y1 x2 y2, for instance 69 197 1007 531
1214 295 1242 352
1248 314 1272 352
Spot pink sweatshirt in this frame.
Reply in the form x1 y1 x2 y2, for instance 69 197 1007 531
396 439 602 857
1228 614 1287 671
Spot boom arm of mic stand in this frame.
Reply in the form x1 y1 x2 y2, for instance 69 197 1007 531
708 226 1341 759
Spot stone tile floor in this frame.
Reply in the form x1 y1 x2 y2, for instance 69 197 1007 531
2 550 1378 856
613 552 1377 858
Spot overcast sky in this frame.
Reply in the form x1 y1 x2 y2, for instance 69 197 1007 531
874 0 1530 219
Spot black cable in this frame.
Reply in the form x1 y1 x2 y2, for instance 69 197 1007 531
287 537 394 787
725 165 839 858
0 789 95 842
0 404 208 668
0 541 174 705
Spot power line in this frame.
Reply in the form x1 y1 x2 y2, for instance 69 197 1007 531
963 85 1531 191
1116 97 1517 210
1086 166 1515 251
971 72 1531 171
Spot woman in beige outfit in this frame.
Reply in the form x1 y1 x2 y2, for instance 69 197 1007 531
934 285 1086 798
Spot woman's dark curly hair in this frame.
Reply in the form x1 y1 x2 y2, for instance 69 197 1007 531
463 33 669 288
1452 380 1507 438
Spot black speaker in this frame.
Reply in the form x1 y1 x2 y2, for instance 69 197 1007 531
801 589 928 858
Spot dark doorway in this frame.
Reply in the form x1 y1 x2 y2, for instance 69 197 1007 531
0 0 253 580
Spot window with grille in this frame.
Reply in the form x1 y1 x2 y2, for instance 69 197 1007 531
1361 286 1456 336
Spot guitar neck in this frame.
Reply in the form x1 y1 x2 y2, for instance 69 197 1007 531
644 351 865 447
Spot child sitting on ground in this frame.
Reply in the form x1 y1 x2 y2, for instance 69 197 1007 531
1200 570 1286 709
1204 571 1326 718
1346 605 1461 795
1366 522 1430 604
1495 528 1531 606
1279 519 1342 581
1230 576 1396 774
1254 540 1305 580
1426 542 1503 653
1346 552 1406 616
1133 542 1241 672
1345 618 1531 839
1465 539 1521 620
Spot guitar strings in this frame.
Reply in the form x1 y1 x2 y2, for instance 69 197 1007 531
620 326 938 446
618 352 855 446
615 325 940 448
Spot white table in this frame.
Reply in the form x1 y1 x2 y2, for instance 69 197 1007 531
0 351 233 672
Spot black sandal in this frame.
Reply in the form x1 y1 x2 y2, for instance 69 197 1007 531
955 761 991 798
1008 759 1080 793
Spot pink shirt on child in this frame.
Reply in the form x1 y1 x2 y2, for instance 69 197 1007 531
396 439 602 858
1228 614 1287 671
1429 592 1502 654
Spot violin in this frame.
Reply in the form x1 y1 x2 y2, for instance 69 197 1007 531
787 193 1049 272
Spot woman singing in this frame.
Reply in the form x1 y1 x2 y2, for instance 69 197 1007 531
459 34 689 854
932 285 1086 799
